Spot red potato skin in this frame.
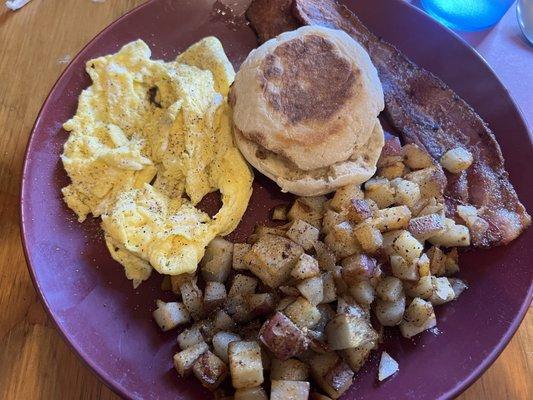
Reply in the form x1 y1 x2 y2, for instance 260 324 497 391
324 359 354 393
341 254 380 285
259 312 310 360
347 199 373 223
192 351 228 390
377 136 403 167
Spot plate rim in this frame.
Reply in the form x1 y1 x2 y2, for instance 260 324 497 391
19 0 532 399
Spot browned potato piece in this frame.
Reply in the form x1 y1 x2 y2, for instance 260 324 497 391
292 253 320 280
235 387 268 400
314 241 336 271
378 161 408 180
404 166 447 199
244 234 304 288
440 147 473 173
259 312 310 360
324 222 360 258
354 221 383 253
153 300 190 331
364 177 396 209
213 309 235 332
201 237 233 283
382 230 403 255
429 277 455 305
445 248 460 275
272 205 289 221
375 295 406 326
228 341 264 389
427 246 446 276
377 136 403 167
170 273 195 295
341 341 375 372
287 219 320 251
309 352 354 399
180 278 204 321
192 350 227 390
448 278 468 298
417 253 431 277
390 255 419 281
348 280 375 306
402 143 433 170
271 380 310 400
404 276 434 299
372 206 411 232
285 297 321 329
346 199 373 224
177 326 204 350
408 213 445 241
392 230 424 261
400 309 437 338
429 219 470 247
326 314 377 350
212 331 241 363
391 178 421 208
229 274 258 298
329 184 364 212
322 209 345 235
276 296 297 312
246 293 276 317
404 298 435 327
297 276 324 306
204 281 227 311
376 276 403 302
288 197 326 228
341 254 379 285
173 341 209 377
271 358 310 381
233 243 252 271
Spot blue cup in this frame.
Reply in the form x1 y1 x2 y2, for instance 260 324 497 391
421 0 515 31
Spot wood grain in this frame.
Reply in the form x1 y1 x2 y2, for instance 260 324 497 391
0 1 530 399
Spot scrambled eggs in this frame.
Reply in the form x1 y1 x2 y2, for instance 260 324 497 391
61 38 253 286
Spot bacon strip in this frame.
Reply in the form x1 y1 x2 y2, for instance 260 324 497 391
246 0 530 247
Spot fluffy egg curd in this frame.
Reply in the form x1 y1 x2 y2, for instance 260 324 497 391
61 38 253 287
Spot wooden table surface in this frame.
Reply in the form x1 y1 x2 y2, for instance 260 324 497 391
0 1 530 399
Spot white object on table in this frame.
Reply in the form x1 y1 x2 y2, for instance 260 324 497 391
5 0 32 10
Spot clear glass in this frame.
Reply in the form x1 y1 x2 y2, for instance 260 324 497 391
421 0 515 31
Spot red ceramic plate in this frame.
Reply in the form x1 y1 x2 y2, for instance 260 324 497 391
20 0 532 399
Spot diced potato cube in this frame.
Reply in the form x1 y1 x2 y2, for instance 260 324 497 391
429 277 455 305
271 380 310 400
341 341 375 372
448 278 468 298
213 309 235 332
192 350 227 390
276 296 297 312
404 167 446 199
225 295 253 324
291 254 320 280
382 230 403 255
404 298 435 327
170 273 195 295
341 254 379 285
375 295 406 326
378 136 403 167
444 248 460 275
427 246 446 276
309 352 354 399
285 297 321 329
417 198 445 218
440 147 473 173
417 253 431 277
348 280 375 306
229 274 258 298
153 300 190 331
391 178 421 208
429 219 470 247
400 312 437 338
271 358 310 381
272 205 289 221
378 161 408 180
346 199 373 224
331 265 348 296
326 314 377 350
376 276 403 302
321 272 337 304
246 293 276 317
245 234 304 288
287 219 320 251
402 143 433 170
180 279 204 320
354 221 383 253
325 221 361 259
254 225 288 237
404 276 434 299
408 213 445 241
372 206 411 232
177 326 204 350
297 276 324 306
378 351 399 381
364 177 396 208
322 209 345 235
390 255 419 281
201 237 233 282
329 184 364 212
314 241 336 271
204 281 227 311
213 331 241 363
228 341 264 389
173 342 209 377
235 387 268 400
288 197 326 228
233 243 252 270
259 312 310 360
392 230 424 261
